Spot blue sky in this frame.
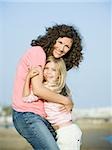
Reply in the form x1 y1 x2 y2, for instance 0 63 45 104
0 0 111 108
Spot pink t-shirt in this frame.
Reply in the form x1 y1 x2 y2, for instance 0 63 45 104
22 94 72 126
12 46 46 117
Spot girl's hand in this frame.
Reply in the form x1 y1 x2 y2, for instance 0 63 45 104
27 66 44 84
27 68 39 79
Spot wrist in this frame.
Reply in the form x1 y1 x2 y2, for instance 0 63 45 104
61 96 70 105
26 75 31 81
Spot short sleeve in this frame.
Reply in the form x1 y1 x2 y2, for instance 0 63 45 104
23 46 46 70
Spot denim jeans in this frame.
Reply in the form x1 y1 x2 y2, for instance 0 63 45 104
12 109 59 150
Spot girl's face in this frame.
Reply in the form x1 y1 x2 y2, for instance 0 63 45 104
52 37 73 58
44 61 59 83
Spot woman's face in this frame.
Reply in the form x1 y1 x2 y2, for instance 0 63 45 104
44 61 59 83
52 37 73 58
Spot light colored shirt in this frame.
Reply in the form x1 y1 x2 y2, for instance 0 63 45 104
22 81 72 125
44 82 72 126
12 46 46 117
44 102 72 126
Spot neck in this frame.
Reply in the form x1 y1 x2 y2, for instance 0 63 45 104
44 81 61 93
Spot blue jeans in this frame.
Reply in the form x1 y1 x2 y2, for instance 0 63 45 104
12 109 59 150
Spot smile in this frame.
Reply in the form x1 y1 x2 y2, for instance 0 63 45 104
55 50 62 55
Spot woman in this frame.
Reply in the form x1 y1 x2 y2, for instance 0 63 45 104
12 24 83 150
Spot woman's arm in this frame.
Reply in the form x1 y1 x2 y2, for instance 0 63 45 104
31 75 73 112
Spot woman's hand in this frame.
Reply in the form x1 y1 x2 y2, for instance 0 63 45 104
64 97 74 112
59 98 73 112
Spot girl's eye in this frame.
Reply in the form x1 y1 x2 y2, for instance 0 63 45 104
51 68 56 71
53 69 56 71
44 67 48 70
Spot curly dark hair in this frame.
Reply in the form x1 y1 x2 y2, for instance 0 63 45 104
31 24 83 71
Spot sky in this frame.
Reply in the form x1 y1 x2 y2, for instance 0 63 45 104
0 0 111 108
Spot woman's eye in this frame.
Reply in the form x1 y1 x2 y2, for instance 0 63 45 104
58 41 62 44
65 45 69 49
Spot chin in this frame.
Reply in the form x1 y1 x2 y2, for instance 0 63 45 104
53 52 60 58
54 54 62 58
53 55 59 58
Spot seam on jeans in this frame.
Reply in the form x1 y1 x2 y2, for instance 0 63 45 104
22 112 45 137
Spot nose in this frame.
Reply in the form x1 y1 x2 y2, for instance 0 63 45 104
60 45 65 52
47 69 51 74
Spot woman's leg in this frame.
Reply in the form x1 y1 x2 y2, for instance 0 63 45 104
12 109 59 150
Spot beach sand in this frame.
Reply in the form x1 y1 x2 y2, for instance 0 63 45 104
0 122 112 150
79 121 112 150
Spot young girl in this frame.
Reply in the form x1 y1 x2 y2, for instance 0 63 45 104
23 56 82 150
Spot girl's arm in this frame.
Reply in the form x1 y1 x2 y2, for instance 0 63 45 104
22 68 39 103
22 74 32 103
23 76 30 97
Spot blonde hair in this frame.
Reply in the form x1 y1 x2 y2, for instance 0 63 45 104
44 56 67 93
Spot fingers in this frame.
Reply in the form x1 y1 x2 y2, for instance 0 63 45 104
27 68 39 79
59 105 67 112
32 71 38 76
64 102 73 112
31 70 39 78
30 66 42 74
58 103 73 113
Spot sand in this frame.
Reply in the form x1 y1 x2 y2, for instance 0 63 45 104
0 122 112 150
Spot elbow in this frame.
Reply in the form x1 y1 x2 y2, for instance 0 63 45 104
32 85 43 97
33 88 39 96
